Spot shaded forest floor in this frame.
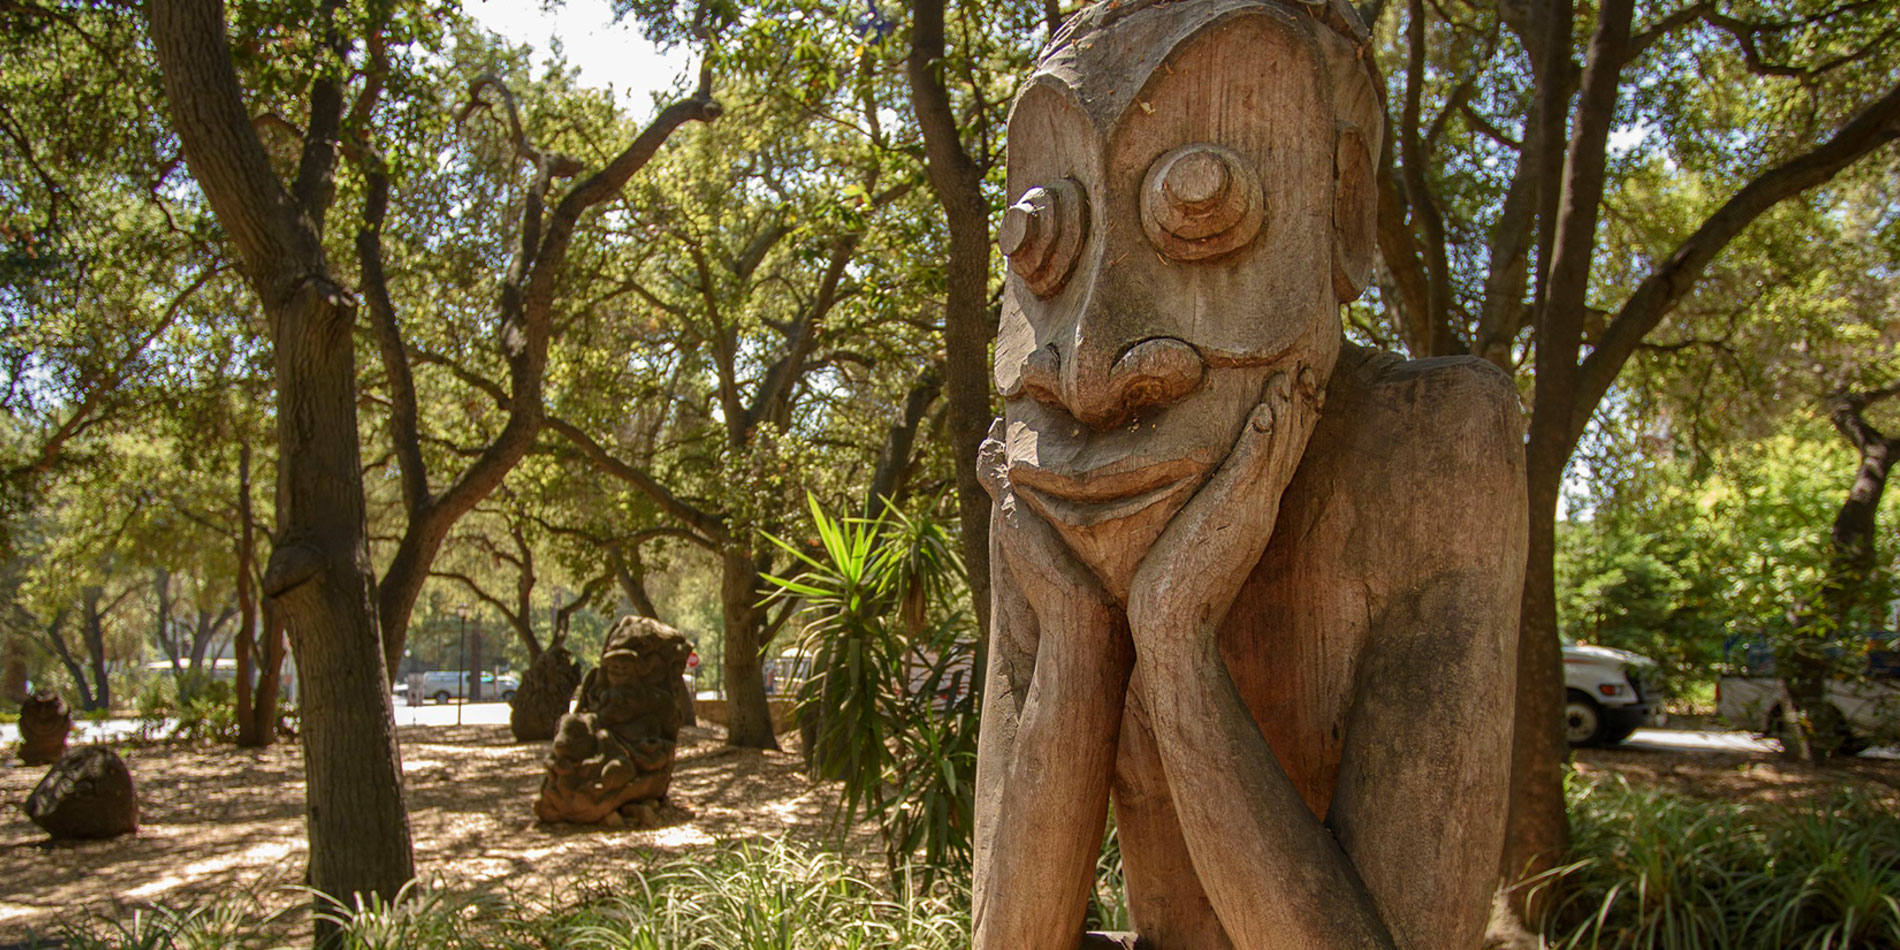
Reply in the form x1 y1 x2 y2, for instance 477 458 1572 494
1571 743 1900 808
0 723 874 943
0 727 1895 943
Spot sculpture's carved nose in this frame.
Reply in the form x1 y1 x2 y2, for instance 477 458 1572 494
1017 336 1206 429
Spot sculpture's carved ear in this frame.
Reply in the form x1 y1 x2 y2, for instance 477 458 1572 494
1331 121 1376 303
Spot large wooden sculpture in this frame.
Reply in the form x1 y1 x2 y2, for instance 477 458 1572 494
974 2 1527 948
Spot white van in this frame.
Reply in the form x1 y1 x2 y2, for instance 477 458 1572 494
1562 643 1662 747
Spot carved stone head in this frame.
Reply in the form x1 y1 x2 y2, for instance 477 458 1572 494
996 0 1382 596
597 616 691 688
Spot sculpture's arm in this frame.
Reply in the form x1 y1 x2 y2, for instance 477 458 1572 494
972 429 1133 950
1127 373 1397 950
1325 370 1526 949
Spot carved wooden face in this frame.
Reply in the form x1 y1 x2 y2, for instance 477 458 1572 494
996 3 1365 595
603 654 641 687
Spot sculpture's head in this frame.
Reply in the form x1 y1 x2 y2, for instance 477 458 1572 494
996 0 1382 595
598 616 687 685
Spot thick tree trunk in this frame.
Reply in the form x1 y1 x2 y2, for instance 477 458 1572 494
1500 445 1572 896
720 549 779 750
908 0 992 648
265 285 415 911
255 287 414 920
1501 0 1631 922
149 0 415 927
0 634 27 704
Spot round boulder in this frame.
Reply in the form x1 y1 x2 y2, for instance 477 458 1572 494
25 744 138 840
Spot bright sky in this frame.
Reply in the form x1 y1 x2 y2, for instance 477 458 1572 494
463 0 695 121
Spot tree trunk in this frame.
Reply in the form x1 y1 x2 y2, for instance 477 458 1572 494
908 0 992 648
80 587 112 712
1501 0 1631 921
156 568 181 674
865 370 941 520
1784 390 1899 764
235 441 263 747
720 548 779 750
1500 443 1572 897
0 633 27 704
468 624 484 702
251 600 288 746
264 284 415 911
149 0 416 925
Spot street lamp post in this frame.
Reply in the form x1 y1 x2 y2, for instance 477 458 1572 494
456 604 469 727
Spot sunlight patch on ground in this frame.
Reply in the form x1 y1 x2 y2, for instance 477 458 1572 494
643 824 716 848
122 839 299 900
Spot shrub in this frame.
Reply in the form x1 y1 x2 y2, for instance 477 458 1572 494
1533 772 1900 949
763 495 978 887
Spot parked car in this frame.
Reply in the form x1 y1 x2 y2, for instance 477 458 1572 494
1562 643 1662 747
415 670 519 703
1717 633 1899 756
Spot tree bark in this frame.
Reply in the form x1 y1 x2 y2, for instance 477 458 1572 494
908 0 993 648
234 440 264 747
1503 0 1632 919
79 586 113 712
148 0 414 930
251 599 288 746
720 548 779 749
865 369 942 520
0 633 27 705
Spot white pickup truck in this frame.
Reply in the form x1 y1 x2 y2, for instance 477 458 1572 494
1562 643 1663 747
1717 635 1900 756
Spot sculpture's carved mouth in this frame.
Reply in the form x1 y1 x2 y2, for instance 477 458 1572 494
1009 456 1205 527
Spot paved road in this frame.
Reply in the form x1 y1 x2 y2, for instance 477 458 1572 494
0 700 522 746
4 716 1893 760
1621 726 1898 760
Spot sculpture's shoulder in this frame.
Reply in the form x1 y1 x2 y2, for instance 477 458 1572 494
1288 341 1527 580
1327 342 1525 460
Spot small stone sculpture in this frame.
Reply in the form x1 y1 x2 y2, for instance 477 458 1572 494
510 644 582 742
534 616 691 826
25 745 139 840
973 1 1526 947
18 690 71 766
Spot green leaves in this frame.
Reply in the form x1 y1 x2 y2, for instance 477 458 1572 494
762 493 975 885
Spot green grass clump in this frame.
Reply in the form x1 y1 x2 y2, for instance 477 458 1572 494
1536 772 1900 949
50 840 966 950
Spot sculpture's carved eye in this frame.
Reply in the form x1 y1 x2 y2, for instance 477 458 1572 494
1000 179 1088 298
1140 144 1263 261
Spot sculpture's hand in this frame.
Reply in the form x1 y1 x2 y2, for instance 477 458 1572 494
978 424 1114 618
1119 368 1397 950
972 421 1131 950
1128 368 1321 643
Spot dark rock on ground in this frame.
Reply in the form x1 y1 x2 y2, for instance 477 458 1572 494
25 745 138 840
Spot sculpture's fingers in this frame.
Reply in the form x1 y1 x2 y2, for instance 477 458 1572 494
1129 369 1317 633
977 419 1009 501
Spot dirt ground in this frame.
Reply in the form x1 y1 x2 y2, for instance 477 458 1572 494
2 728 1896 944
0 723 874 943
1572 743 1900 807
